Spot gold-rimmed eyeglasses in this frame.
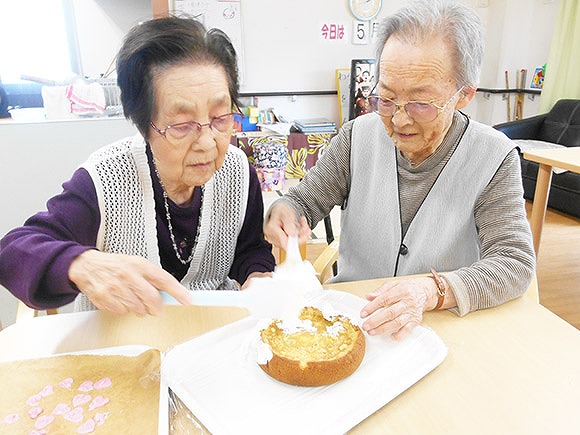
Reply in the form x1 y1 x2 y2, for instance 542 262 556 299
150 112 242 145
368 87 464 123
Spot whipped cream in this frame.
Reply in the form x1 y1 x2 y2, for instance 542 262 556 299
276 318 317 335
255 337 274 364
325 322 345 337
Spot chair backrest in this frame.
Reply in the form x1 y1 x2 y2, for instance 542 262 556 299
524 273 539 303
540 99 580 146
312 239 339 284
16 301 58 322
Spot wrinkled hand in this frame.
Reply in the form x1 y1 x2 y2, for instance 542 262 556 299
264 203 311 249
241 271 274 289
68 250 192 316
360 276 438 340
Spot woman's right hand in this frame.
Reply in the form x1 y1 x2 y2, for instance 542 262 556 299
68 250 192 316
263 203 311 249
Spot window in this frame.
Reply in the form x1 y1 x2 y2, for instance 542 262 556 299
0 0 80 85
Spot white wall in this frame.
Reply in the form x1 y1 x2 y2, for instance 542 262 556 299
73 0 152 78
0 0 562 328
469 0 559 125
71 0 560 126
0 117 137 328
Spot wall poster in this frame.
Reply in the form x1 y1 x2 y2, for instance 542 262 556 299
336 68 351 126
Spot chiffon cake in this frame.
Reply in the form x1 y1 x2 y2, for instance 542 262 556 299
258 306 366 386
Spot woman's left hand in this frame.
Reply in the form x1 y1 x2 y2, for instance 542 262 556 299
359 276 438 340
241 271 273 289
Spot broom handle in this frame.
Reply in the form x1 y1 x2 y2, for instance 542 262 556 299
519 69 527 119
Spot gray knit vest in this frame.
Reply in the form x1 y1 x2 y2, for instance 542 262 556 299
333 113 513 282
75 134 248 311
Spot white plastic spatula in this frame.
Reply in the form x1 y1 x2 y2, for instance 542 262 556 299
281 235 303 267
274 236 316 281
162 236 323 318
271 235 323 315
162 280 301 318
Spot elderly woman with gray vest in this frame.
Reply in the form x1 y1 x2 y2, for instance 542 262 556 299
264 0 535 339
0 17 275 315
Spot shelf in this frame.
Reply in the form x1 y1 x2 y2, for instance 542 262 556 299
476 87 541 95
239 90 337 98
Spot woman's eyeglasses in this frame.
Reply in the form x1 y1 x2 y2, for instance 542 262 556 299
368 87 464 123
151 112 242 145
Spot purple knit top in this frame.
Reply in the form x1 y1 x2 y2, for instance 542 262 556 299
0 145 275 309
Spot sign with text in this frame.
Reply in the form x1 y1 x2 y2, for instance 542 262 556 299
369 20 381 43
320 23 347 41
352 20 369 44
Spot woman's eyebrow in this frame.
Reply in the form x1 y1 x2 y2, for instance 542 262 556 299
162 97 198 116
209 93 231 107
377 82 438 99
165 93 230 118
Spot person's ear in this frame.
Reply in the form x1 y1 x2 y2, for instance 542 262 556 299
455 85 476 109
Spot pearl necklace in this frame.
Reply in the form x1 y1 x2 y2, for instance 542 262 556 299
153 160 204 265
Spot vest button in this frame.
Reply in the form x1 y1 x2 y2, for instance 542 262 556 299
399 244 408 255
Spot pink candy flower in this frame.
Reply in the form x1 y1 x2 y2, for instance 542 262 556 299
52 403 71 415
28 407 43 419
59 378 74 389
77 418 96 434
34 414 54 430
3 413 19 424
72 394 91 408
26 393 42 407
64 407 84 423
78 381 94 392
88 395 110 412
94 377 112 390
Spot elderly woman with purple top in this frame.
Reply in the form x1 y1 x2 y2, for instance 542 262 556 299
0 16 275 316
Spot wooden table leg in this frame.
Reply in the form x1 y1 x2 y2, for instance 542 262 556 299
529 163 553 254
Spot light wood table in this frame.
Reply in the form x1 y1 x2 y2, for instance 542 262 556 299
523 147 580 253
1 279 579 434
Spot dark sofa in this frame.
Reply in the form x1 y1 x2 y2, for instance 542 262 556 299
493 99 580 218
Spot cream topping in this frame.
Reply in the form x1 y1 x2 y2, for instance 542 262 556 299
276 318 317 335
326 322 345 337
256 339 274 364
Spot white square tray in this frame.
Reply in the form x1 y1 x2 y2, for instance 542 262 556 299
162 290 447 435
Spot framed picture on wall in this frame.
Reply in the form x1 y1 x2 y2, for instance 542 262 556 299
349 59 376 120
336 68 351 126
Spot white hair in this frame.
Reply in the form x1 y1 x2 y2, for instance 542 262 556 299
375 0 484 88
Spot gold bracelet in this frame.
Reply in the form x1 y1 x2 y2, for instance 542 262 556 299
429 267 446 310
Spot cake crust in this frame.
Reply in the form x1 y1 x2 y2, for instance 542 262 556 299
259 307 366 386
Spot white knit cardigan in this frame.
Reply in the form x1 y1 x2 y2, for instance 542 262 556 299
74 134 249 311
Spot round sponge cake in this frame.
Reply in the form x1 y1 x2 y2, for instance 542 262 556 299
258 306 366 386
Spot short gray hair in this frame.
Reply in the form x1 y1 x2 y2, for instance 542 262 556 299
375 0 484 89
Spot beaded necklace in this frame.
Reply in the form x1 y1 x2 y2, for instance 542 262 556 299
152 159 204 265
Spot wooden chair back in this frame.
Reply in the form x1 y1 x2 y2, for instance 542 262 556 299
16 302 58 323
